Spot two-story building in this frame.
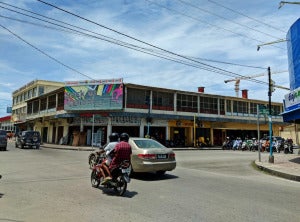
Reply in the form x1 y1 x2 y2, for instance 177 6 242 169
20 78 286 147
11 79 65 128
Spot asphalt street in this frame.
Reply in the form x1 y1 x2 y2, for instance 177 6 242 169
0 142 299 222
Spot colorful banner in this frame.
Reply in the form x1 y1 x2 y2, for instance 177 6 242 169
64 80 123 111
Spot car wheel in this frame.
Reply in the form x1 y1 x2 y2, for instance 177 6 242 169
21 144 24 149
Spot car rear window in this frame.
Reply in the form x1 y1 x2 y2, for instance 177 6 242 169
133 139 165 149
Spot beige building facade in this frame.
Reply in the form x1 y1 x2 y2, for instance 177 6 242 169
14 79 290 148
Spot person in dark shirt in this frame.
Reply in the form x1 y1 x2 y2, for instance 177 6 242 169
109 133 132 174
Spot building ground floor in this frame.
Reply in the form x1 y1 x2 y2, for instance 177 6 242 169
16 112 287 147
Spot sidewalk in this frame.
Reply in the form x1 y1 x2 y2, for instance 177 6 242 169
41 143 300 182
254 152 300 182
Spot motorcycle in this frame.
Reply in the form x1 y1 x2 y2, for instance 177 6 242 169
284 139 293 154
232 138 242 150
249 139 258 151
88 149 106 169
91 160 131 196
241 139 252 151
222 137 233 150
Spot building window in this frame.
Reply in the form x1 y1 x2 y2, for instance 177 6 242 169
33 87 37 97
57 92 64 109
233 101 248 115
250 103 258 115
272 105 282 116
33 100 39 113
126 88 150 109
28 89 32 99
152 91 173 110
219 99 225 115
177 94 197 112
200 96 218 114
27 102 33 114
40 98 47 111
38 86 44 96
48 94 56 109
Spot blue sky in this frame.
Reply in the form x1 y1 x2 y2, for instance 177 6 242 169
0 0 299 117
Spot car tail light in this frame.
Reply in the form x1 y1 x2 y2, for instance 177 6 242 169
138 154 156 160
169 153 175 158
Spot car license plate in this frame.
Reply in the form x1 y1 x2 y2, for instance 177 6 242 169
157 154 167 159
122 168 131 174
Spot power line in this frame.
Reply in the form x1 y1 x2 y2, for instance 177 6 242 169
0 23 96 80
208 0 287 33
0 2 267 71
35 0 271 84
176 0 283 40
0 13 266 71
146 0 286 51
0 1 272 87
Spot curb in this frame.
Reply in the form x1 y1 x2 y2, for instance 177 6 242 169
41 145 95 151
253 160 300 182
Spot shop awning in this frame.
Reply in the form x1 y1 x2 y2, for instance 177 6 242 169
281 107 300 123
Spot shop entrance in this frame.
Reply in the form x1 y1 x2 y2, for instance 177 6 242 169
213 129 222 146
143 126 166 145
195 128 211 146
170 127 186 147
42 127 48 143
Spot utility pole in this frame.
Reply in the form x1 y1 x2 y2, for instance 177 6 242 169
268 67 274 163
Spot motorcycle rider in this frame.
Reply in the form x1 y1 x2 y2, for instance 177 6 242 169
109 133 132 179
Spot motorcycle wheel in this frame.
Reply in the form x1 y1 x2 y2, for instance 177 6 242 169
114 175 127 196
89 154 96 169
91 170 100 188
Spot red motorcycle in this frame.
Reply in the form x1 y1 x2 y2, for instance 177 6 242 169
91 160 131 196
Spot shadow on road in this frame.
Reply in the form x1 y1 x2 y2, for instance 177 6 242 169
131 172 178 181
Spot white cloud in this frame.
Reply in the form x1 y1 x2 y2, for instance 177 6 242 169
0 0 298 117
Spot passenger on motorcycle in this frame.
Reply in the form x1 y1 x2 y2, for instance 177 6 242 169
99 132 119 184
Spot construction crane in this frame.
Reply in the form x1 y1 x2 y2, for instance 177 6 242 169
224 70 290 97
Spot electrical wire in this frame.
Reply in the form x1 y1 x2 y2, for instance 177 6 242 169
0 1 275 87
146 0 286 51
208 0 287 33
1 1 269 73
0 23 96 80
0 5 266 71
176 0 283 40
35 0 271 84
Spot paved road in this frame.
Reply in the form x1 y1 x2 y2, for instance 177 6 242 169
0 142 299 222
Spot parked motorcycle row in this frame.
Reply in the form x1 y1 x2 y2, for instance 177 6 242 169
222 137 294 154
88 149 131 196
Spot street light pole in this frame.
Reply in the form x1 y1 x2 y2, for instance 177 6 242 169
278 1 300 9
268 67 274 163
257 104 261 162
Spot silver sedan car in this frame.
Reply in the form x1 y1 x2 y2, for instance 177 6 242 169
128 137 176 175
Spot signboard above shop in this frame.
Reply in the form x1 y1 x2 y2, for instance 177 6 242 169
64 78 123 111
284 87 300 111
